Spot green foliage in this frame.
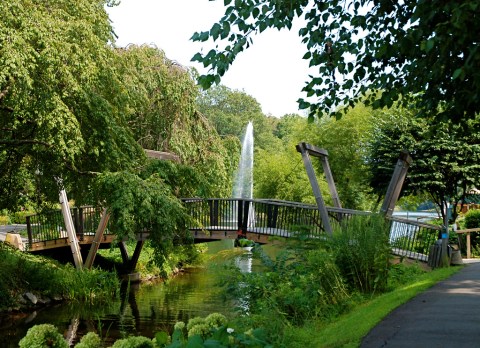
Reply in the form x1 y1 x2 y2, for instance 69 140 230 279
0 0 145 209
235 238 255 247
331 214 391 293
193 0 480 121
368 108 480 223
387 262 426 291
0 1 233 219
0 243 118 310
462 209 480 256
311 103 378 209
110 336 154 348
222 243 349 326
154 314 271 348
18 324 68 348
464 209 480 229
74 332 102 348
93 171 194 273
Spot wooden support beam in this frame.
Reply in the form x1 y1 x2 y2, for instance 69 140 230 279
320 155 342 209
381 151 412 217
144 149 180 162
58 186 83 270
296 142 333 235
128 241 145 273
84 209 110 269
119 241 129 265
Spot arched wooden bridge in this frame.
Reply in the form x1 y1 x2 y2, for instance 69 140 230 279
19 143 444 271
24 198 441 262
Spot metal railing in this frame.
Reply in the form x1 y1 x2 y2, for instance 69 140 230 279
182 198 372 239
23 199 442 261
26 206 112 247
387 216 441 260
182 198 442 260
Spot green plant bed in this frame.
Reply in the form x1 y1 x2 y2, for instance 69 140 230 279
234 238 255 248
0 243 119 311
97 241 207 280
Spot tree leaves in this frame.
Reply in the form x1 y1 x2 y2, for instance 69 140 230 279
192 0 480 121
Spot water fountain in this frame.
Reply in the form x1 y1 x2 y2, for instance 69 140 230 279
232 121 255 231
232 121 254 200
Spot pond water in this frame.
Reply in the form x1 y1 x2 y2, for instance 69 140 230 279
0 240 267 347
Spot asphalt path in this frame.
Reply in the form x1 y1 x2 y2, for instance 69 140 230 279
361 260 480 348
0 224 27 242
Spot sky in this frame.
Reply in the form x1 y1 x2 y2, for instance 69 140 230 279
106 0 311 117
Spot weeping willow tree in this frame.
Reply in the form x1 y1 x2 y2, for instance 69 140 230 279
0 0 237 267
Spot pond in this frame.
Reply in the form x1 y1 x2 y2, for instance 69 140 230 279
0 240 268 347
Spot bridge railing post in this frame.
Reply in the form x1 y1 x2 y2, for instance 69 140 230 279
381 151 412 217
209 200 219 227
26 215 33 248
242 200 250 233
237 199 243 231
266 204 279 228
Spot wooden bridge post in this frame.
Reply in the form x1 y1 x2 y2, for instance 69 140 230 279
84 208 110 269
58 185 83 270
296 142 333 235
117 240 145 273
380 151 412 217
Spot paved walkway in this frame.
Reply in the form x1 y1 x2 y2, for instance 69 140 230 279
0 224 27 242
361 260 480 348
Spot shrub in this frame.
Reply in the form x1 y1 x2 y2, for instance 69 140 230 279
74 332 102 348
221 243 349 326
332 214 391 293
18 324 68 348
155 315 272 348
0 243 118 311
464 209 480 228
110 336 154 348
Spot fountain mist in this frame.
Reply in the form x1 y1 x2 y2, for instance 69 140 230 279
232 121 254 199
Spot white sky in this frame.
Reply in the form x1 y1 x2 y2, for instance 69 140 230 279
106 0 311 117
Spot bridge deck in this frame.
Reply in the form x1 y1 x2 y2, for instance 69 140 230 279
28 232 150 252
22 200 442 263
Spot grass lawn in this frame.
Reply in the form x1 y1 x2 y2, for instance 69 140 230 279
283 265 461 348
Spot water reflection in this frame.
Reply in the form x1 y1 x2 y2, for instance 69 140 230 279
0 240 256 347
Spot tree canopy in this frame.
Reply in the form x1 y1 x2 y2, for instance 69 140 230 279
368 109 480 222
0 0 237 267
192 0 480 120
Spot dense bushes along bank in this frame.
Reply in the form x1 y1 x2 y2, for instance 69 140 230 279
0 239 206 312
15 214 462 346
0 244 119 312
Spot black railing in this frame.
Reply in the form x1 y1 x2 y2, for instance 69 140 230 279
182 198 442 260
387 216 441 261
26 206 112 247
23 199 442 261
182 198 372 239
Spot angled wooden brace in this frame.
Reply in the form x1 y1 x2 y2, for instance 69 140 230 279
84 208 110 269
296 142 341 235
380 151 412 217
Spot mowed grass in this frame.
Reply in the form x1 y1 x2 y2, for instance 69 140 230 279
283 266 461 348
